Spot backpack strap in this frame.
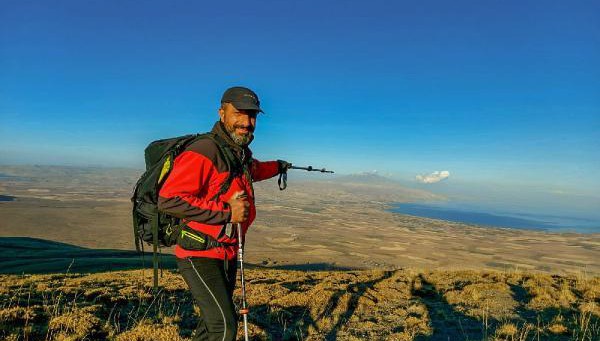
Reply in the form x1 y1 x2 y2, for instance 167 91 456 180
204 133 243 201
152 210 159 291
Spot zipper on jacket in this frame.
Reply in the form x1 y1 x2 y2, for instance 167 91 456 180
181 230 206 244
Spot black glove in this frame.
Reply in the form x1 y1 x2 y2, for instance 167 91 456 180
277 160 292 174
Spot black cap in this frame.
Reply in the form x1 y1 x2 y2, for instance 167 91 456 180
220 86 264 113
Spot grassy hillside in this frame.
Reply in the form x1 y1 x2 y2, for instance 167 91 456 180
1 266 598 340
0 238 176 274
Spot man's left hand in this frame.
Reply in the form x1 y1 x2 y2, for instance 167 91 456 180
277 160 292 174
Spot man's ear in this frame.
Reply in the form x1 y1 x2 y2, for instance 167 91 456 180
218 107 225 122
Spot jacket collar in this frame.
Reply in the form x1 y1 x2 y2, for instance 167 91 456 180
211 121 252 163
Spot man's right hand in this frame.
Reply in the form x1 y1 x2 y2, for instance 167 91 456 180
227 191 249 223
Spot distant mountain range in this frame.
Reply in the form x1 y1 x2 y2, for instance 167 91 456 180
330 172 404 186
0 165 444 203
280 170 444 203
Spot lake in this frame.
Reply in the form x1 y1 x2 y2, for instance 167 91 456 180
391 202 600 234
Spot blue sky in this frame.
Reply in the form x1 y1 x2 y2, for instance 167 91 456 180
1 1 599 214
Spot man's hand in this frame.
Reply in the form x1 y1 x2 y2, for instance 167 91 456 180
277 160 292 174
227 191 249 223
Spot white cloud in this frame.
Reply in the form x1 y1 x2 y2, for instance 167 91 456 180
416 170 450 184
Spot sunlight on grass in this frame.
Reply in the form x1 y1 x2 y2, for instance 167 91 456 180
0 268 598 340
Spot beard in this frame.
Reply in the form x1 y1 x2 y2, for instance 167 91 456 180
225 123 254 146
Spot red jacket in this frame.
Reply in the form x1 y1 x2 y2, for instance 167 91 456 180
158 122 279 260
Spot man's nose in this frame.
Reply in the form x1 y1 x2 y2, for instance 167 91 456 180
239 114 253 126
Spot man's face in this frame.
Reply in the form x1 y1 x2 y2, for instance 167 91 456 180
219 103 258 146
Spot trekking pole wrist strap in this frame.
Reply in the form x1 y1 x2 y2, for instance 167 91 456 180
278 171 287 190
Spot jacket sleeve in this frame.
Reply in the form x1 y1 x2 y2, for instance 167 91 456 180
250 159 280 182
158 150 231 225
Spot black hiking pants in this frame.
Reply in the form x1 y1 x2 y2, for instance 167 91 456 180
177 257 238 341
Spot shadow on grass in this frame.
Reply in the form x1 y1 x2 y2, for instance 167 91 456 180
508 282 600 340
0 237 176 274
412 274 493 340
322 271 393 340
247 271 396 340
250 304 318 340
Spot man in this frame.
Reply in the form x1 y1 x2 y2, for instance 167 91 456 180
158 86 288 341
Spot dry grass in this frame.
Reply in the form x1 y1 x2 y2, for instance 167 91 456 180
0 268 598 340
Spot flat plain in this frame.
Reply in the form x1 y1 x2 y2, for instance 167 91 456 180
0 165 598 275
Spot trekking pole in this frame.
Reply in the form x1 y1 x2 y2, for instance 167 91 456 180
236 222 250 341
278 164 334 190
289 165 334 173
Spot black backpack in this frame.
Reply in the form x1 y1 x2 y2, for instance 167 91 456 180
131 132 240 289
